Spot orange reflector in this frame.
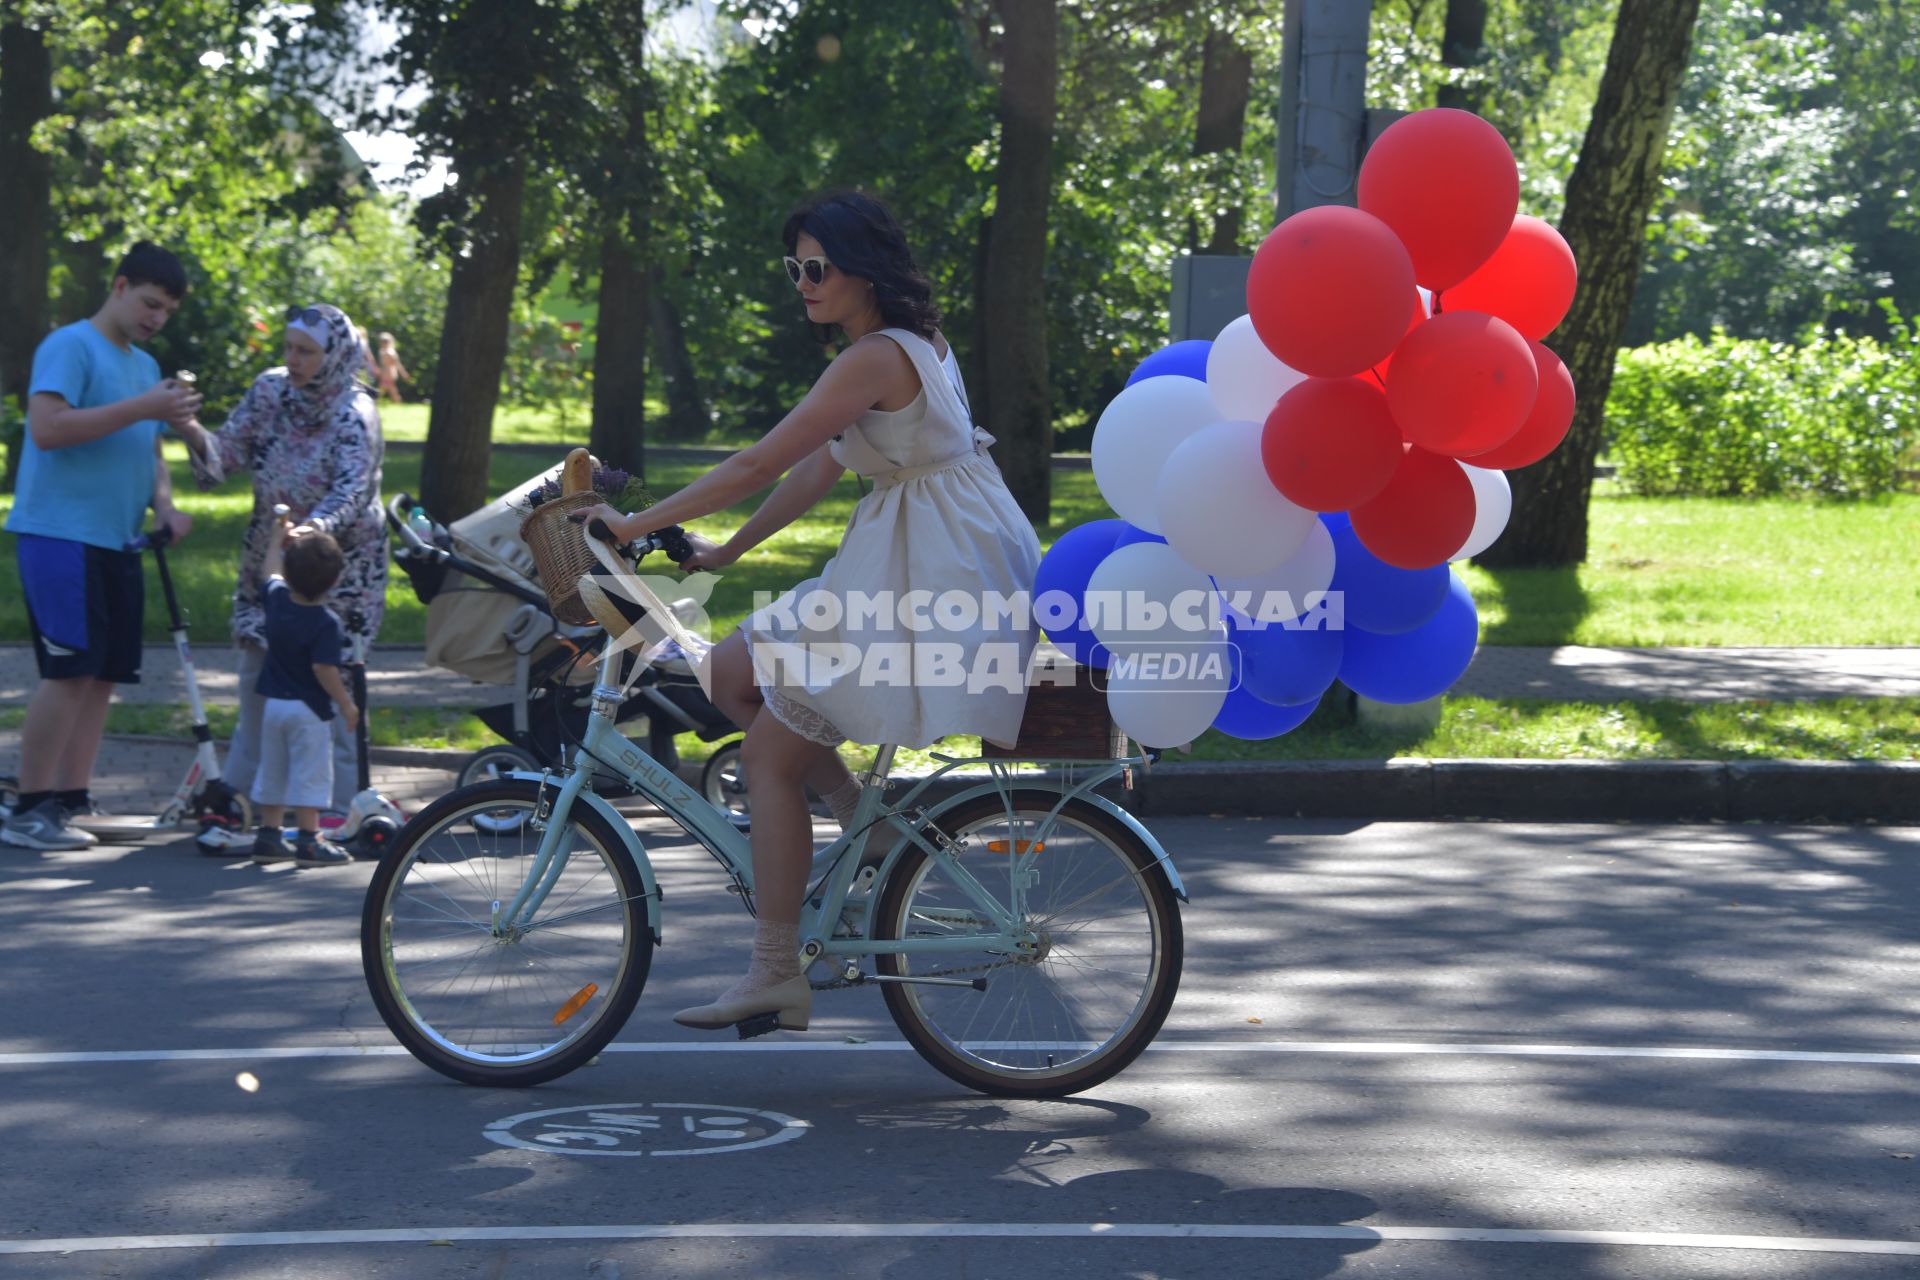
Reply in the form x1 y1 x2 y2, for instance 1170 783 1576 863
553 983 599 1025
986 839 1044 855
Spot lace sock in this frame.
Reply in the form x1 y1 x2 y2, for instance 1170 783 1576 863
715 918 802 1001
822 777 864 833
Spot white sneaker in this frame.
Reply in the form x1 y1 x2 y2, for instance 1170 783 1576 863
1 800 98 851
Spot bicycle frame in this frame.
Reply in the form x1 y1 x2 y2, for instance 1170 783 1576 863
490 647 1181 965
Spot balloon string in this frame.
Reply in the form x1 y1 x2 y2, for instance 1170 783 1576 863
1366 367 1388 392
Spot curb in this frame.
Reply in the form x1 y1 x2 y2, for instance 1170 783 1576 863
96 736 1920 824
1125 758 1920 824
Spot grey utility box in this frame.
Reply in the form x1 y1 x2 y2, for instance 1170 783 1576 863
1169 255 1253 342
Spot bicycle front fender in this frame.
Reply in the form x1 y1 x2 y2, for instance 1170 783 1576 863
507 771 664 943
915 782 1188 903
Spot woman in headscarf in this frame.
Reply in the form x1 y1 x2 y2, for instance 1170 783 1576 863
185 303 387 823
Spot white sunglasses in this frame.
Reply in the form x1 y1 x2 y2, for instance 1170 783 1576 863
782 255 831 286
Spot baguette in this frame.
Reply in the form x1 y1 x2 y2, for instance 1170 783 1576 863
560 447 593 497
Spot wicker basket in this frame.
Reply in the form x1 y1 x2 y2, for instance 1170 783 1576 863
519 491 608 627
981 656 1130 760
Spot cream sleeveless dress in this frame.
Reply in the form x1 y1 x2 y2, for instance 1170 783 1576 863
743 329 1043 749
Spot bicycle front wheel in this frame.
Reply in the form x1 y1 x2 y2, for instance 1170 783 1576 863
361 779 653 1087
872 790 1182 1097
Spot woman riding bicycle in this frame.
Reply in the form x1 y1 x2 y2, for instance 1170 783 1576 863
575 189 1043 1035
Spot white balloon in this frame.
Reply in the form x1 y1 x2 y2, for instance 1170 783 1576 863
1090 375 1218 533
1213 518 1336 624
1085 540 1221 652
1449 463 1513 562
1206 314 1307 423
1153 419 1318 578
1106 623 1232 749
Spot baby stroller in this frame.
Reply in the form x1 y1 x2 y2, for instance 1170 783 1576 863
384 467 749 822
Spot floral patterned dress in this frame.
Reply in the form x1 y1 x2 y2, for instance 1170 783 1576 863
190 304 387 650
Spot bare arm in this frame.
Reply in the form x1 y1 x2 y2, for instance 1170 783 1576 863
589 337 905 542
263 518 288 581
28 384 198 451
311 664 359 729
150 433 192 542
719 447 846 560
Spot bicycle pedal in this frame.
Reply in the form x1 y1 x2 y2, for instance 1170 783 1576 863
735 1012 782 1040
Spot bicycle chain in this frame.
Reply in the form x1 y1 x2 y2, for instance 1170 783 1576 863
809 954 1023 992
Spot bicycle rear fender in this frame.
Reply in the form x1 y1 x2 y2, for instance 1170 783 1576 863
507 771 664 943
918 782 1188 903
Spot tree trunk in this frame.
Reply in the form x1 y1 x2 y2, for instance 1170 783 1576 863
591 225 648 478
1435 0 1489 112
422 153 527 520
589 6 651 478
647 265 708 443
969 211 993 428
1476 0 1701 570
983 0 1058 524
1193 24 1252 255
0 22 52 429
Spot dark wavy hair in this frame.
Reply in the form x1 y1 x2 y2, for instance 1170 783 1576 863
782 189 942 344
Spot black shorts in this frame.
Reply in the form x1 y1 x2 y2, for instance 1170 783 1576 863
16 533 145 684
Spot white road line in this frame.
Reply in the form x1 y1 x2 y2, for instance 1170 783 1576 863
2 1039 1917 1067
1 1221 1917 1257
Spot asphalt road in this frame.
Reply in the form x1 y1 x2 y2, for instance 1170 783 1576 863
3 817 1918 1278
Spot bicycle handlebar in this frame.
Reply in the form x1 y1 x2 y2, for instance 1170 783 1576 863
572 512 695 566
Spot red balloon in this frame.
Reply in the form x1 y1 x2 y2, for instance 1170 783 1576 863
1359 108 1520 290
1386 310 1538 458
1261 377 1404 512
1439 216 1578 341
1462 341 1575 470
1248 206 1416 377
1369 288 1429 385
1350 446 1476 570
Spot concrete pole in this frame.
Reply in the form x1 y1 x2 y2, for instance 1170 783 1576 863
1274 0 1374 217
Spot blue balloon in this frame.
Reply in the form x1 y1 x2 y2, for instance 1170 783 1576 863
1035 519 1126 668
1126 340 1214 387
1230 612 1343 707
1213 684 1320 741
1112 523 1166 550
1325 513 1449 636
1337 572 1479 704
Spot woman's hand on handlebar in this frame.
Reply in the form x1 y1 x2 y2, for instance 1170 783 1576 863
675 531 735 572
571 502 631 542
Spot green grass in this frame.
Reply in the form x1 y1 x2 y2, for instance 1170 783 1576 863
6 695 1907 765
1462 485 1920 646
2 450 1916 650
379 401 607 447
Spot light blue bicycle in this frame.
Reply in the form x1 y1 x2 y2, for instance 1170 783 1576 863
361 526 1186 1098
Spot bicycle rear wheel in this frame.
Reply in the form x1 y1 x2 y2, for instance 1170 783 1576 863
361 779 653 1087
872 790 1182 1097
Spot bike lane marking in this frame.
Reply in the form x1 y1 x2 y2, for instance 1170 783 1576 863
3 1039 1920 1067
481 1102 809 1157
1 1221 1918 1258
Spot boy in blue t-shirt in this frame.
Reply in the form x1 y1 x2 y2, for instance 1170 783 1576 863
249 517 359 867
2 242 209 853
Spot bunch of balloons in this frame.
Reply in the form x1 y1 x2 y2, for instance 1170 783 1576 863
1052 108 1577 749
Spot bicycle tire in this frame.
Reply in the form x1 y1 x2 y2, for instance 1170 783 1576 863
871 789 1182 1098
361 778 653 1087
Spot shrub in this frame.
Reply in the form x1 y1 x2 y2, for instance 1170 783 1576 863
1606 313 1919 498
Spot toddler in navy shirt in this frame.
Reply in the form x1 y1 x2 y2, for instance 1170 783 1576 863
251 518 360 867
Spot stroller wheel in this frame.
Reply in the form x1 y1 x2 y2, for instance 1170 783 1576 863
459 745 543 835
701 741 749 819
